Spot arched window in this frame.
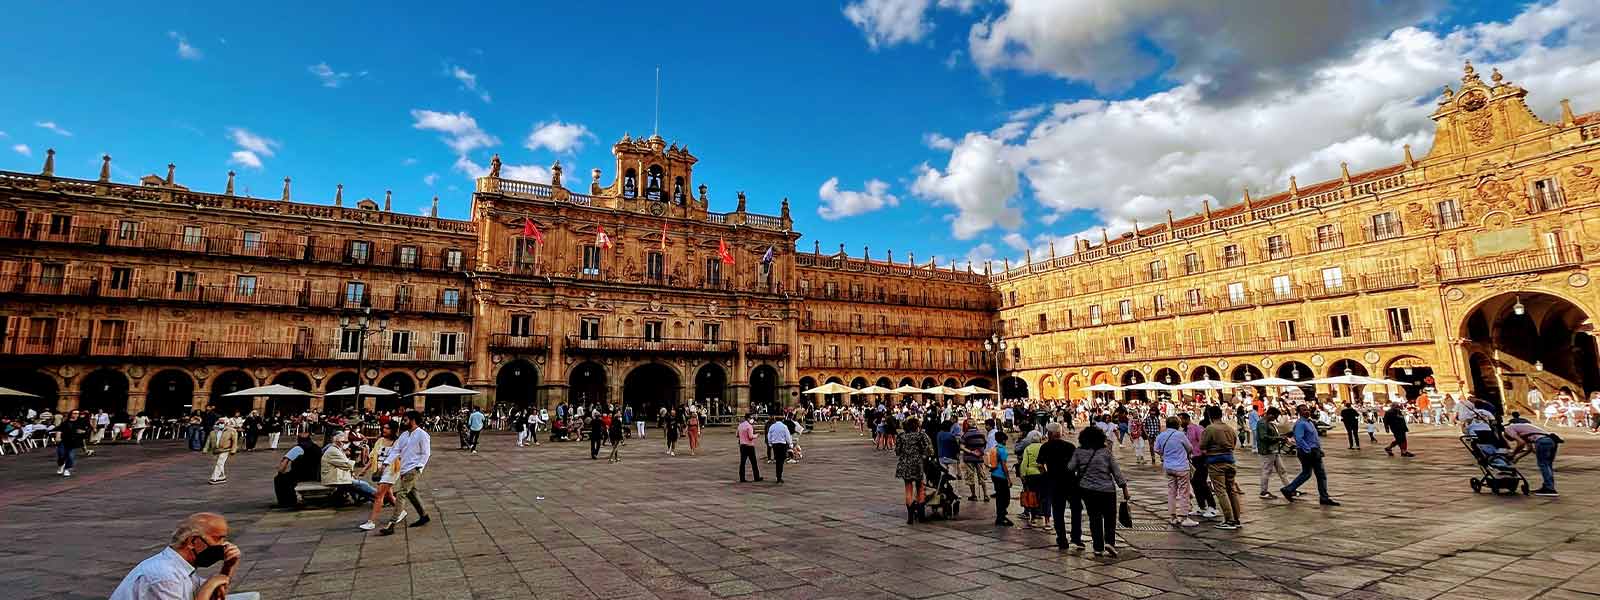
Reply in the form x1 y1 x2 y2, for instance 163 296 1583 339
645 165 665 200
622 169 638 198
673 176 686 205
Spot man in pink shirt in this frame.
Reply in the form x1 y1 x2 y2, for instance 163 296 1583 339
738 414 763 482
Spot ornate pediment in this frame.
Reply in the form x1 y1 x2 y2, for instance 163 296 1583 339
696 299 730 318
561 291 615 313
636 299 673 315
491 288 548 307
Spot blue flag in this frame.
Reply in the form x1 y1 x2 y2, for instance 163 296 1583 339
761 246 774 265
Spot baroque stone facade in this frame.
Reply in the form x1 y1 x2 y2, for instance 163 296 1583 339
993 63 1600 417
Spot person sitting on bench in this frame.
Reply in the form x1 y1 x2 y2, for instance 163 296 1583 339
322 431 377 503
274 429 322 508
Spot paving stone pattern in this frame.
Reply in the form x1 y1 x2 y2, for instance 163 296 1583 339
3 426 1600 599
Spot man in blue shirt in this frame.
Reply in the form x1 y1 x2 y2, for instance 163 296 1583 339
1281 405 1340 506
466 407 485 454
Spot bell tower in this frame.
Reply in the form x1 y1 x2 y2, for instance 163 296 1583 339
597 132 700 212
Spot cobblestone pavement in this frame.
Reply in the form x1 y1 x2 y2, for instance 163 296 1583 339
3 425 1600 600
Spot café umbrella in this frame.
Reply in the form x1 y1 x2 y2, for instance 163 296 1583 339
221 384 311 398
851 385 895 396
955 384 997 396
802 382 858 396
0 386 41 398
919 385 968 397
411 384 480 397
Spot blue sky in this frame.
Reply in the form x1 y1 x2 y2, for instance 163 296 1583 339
2 1 1587 269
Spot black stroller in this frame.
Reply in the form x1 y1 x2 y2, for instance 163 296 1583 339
922 457 961 520
1461 430 1530 495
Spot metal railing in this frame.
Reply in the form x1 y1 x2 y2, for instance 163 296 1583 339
1440 245 1582 282
487 334 550 352
562 335 737 354
0 336 464 362
1021 324 1434 368
0 274 471 316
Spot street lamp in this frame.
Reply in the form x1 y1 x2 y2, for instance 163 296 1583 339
983 333 1007 400
339 307 389 411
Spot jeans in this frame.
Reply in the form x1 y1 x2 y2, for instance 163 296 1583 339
1083 489 1117 551
1285 449 1330 500
590 435 602 458
467 429 482 450
347 479 377 502
1050 485 1083 544
1190 456 1215 510
739 444 761 481
1259 453 1290 494
56 444 75 470
1207 462 1240 523
771 443 789 481
992 476 1011 523
1534 436 1558 491
1345 427 1360 448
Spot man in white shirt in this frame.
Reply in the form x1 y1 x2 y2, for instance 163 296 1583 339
378 410 432 535
766 415 793 484
110 512 240 600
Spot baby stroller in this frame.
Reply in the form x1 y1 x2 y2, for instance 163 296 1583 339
922 457 961 520
1460 430 1530 495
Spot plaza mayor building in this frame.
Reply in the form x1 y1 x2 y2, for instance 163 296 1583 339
1 63 1596 418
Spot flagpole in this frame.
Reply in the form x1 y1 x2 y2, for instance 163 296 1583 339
653 65 661 137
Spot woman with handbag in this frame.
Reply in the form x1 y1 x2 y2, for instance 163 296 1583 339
894 417 935 524
1065 425 1129 557
1018 430 1046 527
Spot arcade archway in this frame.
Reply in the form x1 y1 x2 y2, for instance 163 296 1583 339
695 363 727 409
1152 367 1182 402
377 372 417 412
1040 375 1060 400
209 370 256 416
1460 291 1598 413
623 363 679 420
1276 361 1315 403
1191 365 1221 382
568 361 607 407
751 365 780 414
496 360 540 413
80 369 129 415
268 371 313 415
1001 376 1028 400
146 369 195 417
1120 370 1146 403
324 371 360 413
0 369 58 414
425 372 465 415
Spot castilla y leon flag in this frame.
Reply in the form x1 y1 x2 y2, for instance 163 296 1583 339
595 225 613 249
522 217 543 245
717 238 734 265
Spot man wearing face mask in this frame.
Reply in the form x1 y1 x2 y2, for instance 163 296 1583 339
110 512 241 600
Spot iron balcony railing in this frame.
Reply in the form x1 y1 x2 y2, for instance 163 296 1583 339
1439 245 1582 282
745 343 790 358
797 356 987 371
797 320 991 339
0 336 464 362
1022 325 1434 368
562 335 737 354
487 334 550 353
794 287 996 310
0 275 471 316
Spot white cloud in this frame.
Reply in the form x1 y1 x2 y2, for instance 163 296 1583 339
922 132 956 150
36 121 72 137
0 130 7 138
410 109 499 155
524 120 594 153
308 62 352 88
228 128 278 157
905 0 1600 238
402 157 418 166
910 131 1022 239
453 154 548 183
229 150 263 169
12 144 30 156
818 177 900 220
167 31 202 60
423 173 438 186
937 0 982 12
844 0 934 49
966 0 1433 99
447 65 491 103
1001 232 1027 251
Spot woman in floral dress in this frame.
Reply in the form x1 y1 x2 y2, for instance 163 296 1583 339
894 417 934 524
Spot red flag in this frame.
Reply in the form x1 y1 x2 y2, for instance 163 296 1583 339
717 238 734 265
659 219 667 251
522 217 543 245
595 225 613 249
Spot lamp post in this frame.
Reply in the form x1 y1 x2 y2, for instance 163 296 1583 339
339 307 388 412
983 333 1007 401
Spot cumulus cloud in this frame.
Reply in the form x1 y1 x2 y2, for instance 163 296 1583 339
818 177 900 220
844 0 934 48
423 173 438 186
913 0 1600 246
36 121 72 137
524 120 594 153
229 150 263 169
410 109 499 155
447 65 491 103
308 62 352 88
167 31 201 60
922 132 956 150
910 132 1023 239
13 144 30 156
967 0 1435 101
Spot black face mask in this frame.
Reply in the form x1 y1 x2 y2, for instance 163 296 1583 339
193 541 227 568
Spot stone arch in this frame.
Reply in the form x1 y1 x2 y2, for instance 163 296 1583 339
1457 290 1599 411
1120 369 1146 403
1191 365 1221 382
1276 361 1315 402
0 368 60 414
1062 373 1080 403
424 371 467 415
1039 374 1060 400
943 377 960 388
875 376 893 388
1001 376 1028 400
79 368 130 414
496 359 540 413
146 369 195 418
623 362 681 420
377 371 417 412
268 371 313 415
966 377 993 390
324 371 361 413
1152 367 1182 386
568 361 607 406
428 372 463 388
694 363 728 408
209 370 257 416
751 365 780 412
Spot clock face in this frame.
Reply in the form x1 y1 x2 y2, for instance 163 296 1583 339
1460 90 1488 112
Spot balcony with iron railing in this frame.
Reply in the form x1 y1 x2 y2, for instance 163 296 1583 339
797 356 987 371
0 219 475 274
487 334 550 353
745 343 790 358
795 287 996 310
1361 222 1406 243
1360 268 1419 291
1532 188 1567 212
0 275 472 317
0 335 465 363
1307 230 1346 252
1440 245 1583 282
562 335 737 355
1304 276 1358 299
1022 324 1435 368
1260 285 1303 306
797 320 992 339
509 261 787 296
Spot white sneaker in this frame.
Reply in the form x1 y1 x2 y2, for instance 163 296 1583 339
56 465 64 475
359 521 377 531
1179 518 1200 527
62 469 71 477
392 510 408 526
1201 508 1219 519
